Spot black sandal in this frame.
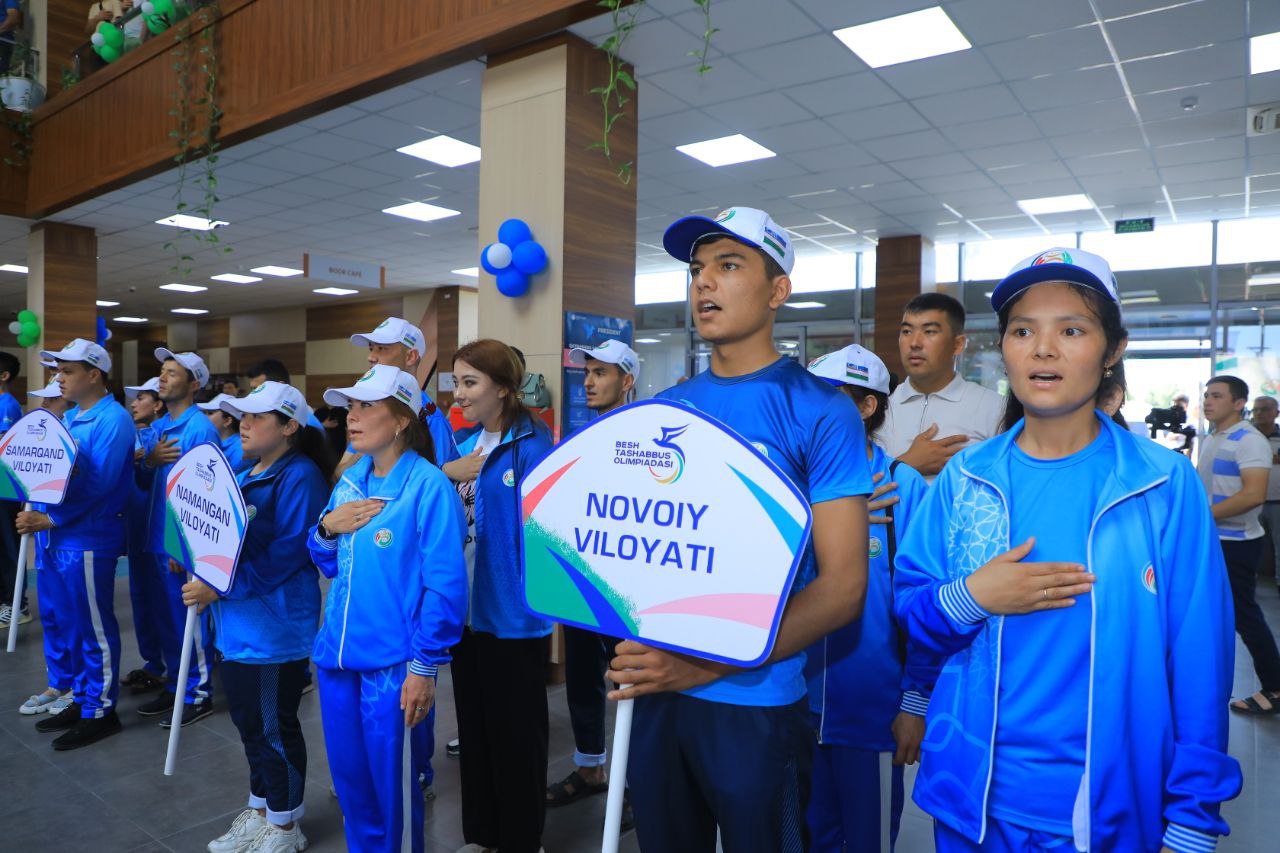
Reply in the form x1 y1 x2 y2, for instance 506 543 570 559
546 769 607 807
1229 692 1280 715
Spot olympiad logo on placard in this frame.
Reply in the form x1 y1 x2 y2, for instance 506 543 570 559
521 399 812 667
0 410 77 506
163 442 248 595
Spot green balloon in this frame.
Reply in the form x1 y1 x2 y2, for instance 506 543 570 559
145 14 167 35
97 21 124 48
97 43 121 63
16 333 33 348
16 309 34 323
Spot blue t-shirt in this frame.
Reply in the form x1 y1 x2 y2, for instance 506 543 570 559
988 426 1113 835
0 390 21 431
657 357 873 707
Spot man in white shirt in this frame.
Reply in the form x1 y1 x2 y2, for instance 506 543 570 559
878 293 1004 483
1200 376 1279 715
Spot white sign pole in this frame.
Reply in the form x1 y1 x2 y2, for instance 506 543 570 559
600 692 634 853
5 502 31 652
164 583 197 777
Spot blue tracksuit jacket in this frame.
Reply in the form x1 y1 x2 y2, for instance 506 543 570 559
138 404 220 554
48 397 135 556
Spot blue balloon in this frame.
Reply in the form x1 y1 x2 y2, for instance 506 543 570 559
496 269 530 298
511 240 548 276
480 242 505 275
497 218 533 248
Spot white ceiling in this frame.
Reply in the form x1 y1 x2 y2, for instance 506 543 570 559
0 0 1277 321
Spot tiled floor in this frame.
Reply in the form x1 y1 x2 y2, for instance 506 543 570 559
1 571 1277 852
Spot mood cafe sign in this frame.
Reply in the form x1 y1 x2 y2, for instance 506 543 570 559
0 409 77 504
520 400 812 666
163 442 248 595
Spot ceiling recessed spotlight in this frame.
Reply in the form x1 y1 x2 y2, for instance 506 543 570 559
381 202 462 223
95 300 119 307
1250 31 1280 75
451 267 479 277
250 265 304 277
0 263 27 273
314 287 359 296
113 316 149 323
211 273 263 284
676 134 776 167
833 7 971 69
159 283 207 293
396 136 482 167
171 308 209 315
1016 193 1094 215
786 301 827 309
155 214 228 231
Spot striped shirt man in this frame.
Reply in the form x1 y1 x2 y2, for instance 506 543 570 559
1197 419 1273 540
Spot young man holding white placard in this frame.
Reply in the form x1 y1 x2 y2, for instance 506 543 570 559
20 339 134 750
609 207 872 851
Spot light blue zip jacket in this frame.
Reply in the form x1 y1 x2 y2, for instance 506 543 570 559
454 411 554 639
806 445 934 749
138 404 220 554
308 450 467 676
894 413 1242 853
212 451 328 664
47 396 134 555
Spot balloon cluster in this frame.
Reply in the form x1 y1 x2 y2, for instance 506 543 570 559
96 316 113 347
481 219 548 298
90 20 124 63
8 310 40 348
141 0 176 35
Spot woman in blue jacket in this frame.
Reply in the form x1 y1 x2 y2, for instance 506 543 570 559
181 381 333 853
446 338 554 853
895 248 1242 852
308 365 467 853
804 344 931 853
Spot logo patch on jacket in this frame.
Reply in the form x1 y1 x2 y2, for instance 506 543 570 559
502 469 516 487
868 536 882 559
374 528 393 548
246 505 257 522
1141 562 1157 595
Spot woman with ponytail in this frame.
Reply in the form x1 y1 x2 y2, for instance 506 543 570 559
894 248 1241 852
181 381 333 853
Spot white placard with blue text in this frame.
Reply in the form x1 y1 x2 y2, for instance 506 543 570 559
0 409 77 505
520 399 812 667
162 442 248 595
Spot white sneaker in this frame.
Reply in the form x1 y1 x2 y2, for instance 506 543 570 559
208 809 267 853
245 822 308 853
0 604 30 626
19 689 61 715
45 692 75 717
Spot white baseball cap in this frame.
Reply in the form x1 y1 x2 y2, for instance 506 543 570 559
40 338 112 374
154 347 211 386
350 317 426 358
991 247 1119 313
323 365 422 414
568 339 640 377
124 376 161 401
663 206 795 275
197 393 240 414
807 344 891 395
39 358 56 369
220 380 311 425
28 378 62 398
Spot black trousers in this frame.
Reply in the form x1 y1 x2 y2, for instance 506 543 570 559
452 628 548 853
0 502 22 608
564 625 613 763
1223 538 1280 693
221 658 309 823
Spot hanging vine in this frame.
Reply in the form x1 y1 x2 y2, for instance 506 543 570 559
591 0 716 183
166 0 228 276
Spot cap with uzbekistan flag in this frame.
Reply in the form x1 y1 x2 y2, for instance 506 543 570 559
568 339 640 377
197 393 239 414
807 344 891 395
124 376 161 402
29 378 62 399
323 365 423 414
350 317 426 358
220 381 311 425
154 347 211 386
991 247 1119 313
662 206 795 275
40 338 112 374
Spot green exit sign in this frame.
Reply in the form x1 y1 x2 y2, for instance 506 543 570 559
1114 217 1154 234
